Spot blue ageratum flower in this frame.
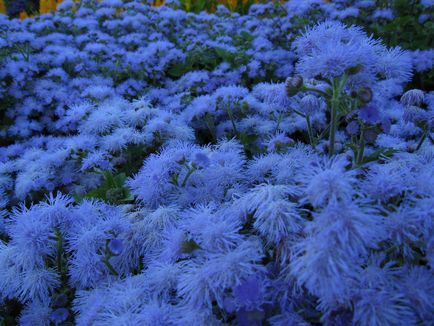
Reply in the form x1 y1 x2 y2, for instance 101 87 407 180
180 204 243 252
0 0 432 324
238 184 304 245
108 239 124 256
177 239 265 310
352 289 417 326
290 198 385 309
0 191 8 235
268 310 310 326
294 21 379 81
0 194 73 305
399 266 434 321
128 139 245 208
73 275 177 325
50 308 69 325
65 200 132 289
296 155 356 208
401 89 425 107
19 300 52 326
293 20 412 91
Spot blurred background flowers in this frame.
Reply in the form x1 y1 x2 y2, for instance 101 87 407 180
0 0 282 17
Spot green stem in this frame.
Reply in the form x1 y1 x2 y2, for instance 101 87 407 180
274 112 284 134
102 256 119 276
385 244 400 256
54 229 68 285
56 231 63 279
356 127 365 166
301 86 328 98
225 104 238 136
204 113 217 143
181 165 197 187
328 76 347 156
170 172 180 187
291 108 305 117
415 128 428 151
306 115 315 148
329 96 339 156
291 109 315 147
428 133 434 144
317 122 331 141
102 240 119 276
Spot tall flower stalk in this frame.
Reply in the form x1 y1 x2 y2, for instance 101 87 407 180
285 21 412 159
328 75 348 156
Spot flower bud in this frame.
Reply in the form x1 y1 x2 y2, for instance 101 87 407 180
403 106 426 124
346 121 359 135
193 152 210 168
400 89 425 107
364 129 379 143
285 75 303 97
51 308 69 324
345 64 363 75
300 94 320 116
53 294 68 308
381 118 391 133
181 239 201 253
108 239 124 256
358 87 373 103
359 105 380 124
106 188 124 203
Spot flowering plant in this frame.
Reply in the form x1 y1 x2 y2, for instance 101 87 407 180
0 0 433 325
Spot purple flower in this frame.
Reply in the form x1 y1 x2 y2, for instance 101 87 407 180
236 308 265 326
233 276 263 308
364 129 379 143
381 118 392 133
285 75 304 96
108 239 124 255
300 94 320 116
193 152 210 168
403 106 427 124
53 293 68 307
359 105 380 124
45 182 55 192
223 296 237 313
346 121 360 135
419 14 430 24
401 89 425 107
51 308 69 324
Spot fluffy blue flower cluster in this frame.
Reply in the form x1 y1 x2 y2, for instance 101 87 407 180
0 0 433 325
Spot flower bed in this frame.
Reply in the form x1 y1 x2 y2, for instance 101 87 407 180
0 0 433 325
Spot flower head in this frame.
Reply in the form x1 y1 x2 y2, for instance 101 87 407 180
108 239 124 256
51 308 69 325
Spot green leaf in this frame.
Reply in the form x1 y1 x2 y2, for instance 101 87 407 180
361 148 397 165
181 239 201 253
167 62 192 78
102 170 116 188
113 172 127 187
74 171 132 204
214 47 233 61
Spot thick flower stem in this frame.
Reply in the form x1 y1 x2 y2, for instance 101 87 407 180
329 95 339 156
102 256 119 276
356 127 365 166
306 115 315 148
292 108 316 148
415 127 428 151
54 229 69 285
328 77 347 156
181 164 197 187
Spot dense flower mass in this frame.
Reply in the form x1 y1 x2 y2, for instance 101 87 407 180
0 0 433 325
